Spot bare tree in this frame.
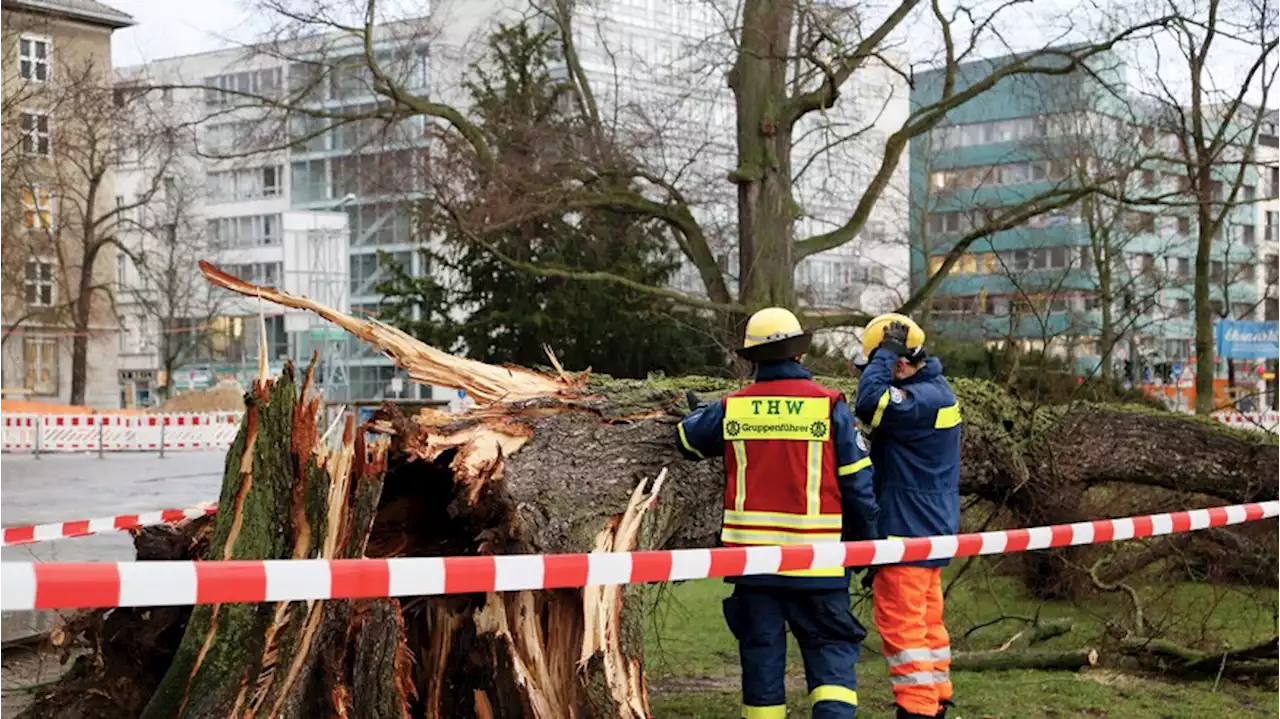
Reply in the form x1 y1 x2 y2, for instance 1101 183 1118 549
152 0 1192 339
2 38 178 404
1137 0 1277 413
119 171 227 399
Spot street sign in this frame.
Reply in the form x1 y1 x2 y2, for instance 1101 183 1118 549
1171 363 1182 380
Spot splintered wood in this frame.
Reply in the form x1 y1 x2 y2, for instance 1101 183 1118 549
200 261 583 403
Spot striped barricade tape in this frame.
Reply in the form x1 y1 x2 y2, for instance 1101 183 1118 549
2 501 1275 612
2 505 218 546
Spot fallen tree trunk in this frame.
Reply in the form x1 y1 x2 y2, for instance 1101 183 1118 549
1118 636 1279 681
952 648 1099 672
18 265 1279 718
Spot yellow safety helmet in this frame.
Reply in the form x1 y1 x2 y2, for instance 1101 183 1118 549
859 313 926 364
737 307 812 363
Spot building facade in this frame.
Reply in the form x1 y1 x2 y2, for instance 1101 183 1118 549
1 0 132 408
114 22 429 404
909 49 1267 397
114 1 910 403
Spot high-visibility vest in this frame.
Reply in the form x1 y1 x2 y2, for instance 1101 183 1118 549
719 378 845 578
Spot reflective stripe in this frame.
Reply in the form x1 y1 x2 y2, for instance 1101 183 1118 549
677 422 705 459
810 685 858 706
723 510 842 530
871 389 891 429
889 670 938 686
837 457 871 476
741 705 787 719
932 646 952 661
934 670 951 683
934 403 961 429
886 647 934 667
720 528 842 545
732 441 747 512
805 440 822 515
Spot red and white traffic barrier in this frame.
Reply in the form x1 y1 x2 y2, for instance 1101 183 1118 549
1213 411 1280 432
2 504 217 546
2 501 1275 612
0 412 243 453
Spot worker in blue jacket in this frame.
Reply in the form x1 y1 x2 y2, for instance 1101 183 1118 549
678 307 880 719
853 313 962 719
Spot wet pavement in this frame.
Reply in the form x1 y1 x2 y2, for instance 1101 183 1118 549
1 451 227 641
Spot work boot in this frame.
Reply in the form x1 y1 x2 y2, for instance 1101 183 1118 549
937 699 956 719
895 706 937 719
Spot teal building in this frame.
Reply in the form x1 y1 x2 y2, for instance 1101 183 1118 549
908 47 1263 381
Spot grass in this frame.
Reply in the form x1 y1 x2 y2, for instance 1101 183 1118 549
642 559 1278 718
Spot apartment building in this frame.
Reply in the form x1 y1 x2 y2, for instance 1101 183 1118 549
114 21 431 403
115 1 910 402
1 0 132 408
909 48 1267 389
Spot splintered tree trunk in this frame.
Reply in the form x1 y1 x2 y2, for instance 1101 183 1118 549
139 363 403 719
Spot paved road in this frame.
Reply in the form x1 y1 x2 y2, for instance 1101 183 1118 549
1 451 227 641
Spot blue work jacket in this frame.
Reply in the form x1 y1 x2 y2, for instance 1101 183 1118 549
853 352 962 568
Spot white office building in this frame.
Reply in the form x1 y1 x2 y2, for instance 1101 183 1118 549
114 1 910 403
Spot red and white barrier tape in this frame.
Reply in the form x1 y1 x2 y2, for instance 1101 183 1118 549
2 505 218 546
2 501 1275 612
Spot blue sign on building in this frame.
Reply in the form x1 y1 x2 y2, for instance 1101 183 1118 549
1216 320 1280 360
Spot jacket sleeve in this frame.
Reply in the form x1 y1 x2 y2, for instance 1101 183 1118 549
853 351 934 430
832 398 879 542
676 401 726 460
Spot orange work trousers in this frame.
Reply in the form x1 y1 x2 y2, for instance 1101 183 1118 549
873 565 952 716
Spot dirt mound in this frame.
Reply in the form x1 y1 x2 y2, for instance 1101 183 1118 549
158 380 246 413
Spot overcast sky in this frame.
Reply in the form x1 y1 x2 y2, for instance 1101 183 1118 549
110 0 256 67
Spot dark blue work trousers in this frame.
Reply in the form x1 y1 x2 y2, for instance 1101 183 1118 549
722 584 866 718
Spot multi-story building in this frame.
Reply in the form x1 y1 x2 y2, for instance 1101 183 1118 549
115 2 909 403
908 48 1266 396
1253 110 1277 409
1 0 132 408
114 22 430 403
422 0 910 320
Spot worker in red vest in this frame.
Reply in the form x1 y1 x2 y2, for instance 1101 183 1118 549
677 307 880 719
853 314 962 719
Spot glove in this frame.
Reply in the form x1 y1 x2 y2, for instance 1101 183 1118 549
685 390 707 413
877 321 911 357
860 566 878 591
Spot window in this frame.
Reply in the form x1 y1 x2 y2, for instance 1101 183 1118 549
1174 298 1190 317
1138 253 1155 274
1210 260 1224 282
24 258 55 306
1267 254 1278 284
1232 303 1253 320
1080 246 1093 270
928 256 944 275
22 186 53 229
21 111 50 155
1240 225 1256 245
19 36 50 82
207 214 282 247
222 262 282 288
1141 169 1156 188
24 337 58 395
1242 185 1256 202
981 253 997 273
1238 263 1255 282
205 166 283 202
1177 216 1191 235
1177 257 1191 278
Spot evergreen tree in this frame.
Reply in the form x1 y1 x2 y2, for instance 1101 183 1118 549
377 23 726 378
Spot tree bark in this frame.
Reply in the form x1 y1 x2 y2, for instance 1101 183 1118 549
952 648 1098 672
69 262 94 406
729 0 797 309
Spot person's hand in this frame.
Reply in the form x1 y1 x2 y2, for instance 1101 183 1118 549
685 390 707 413
878 322 911 357
860 566 878 591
